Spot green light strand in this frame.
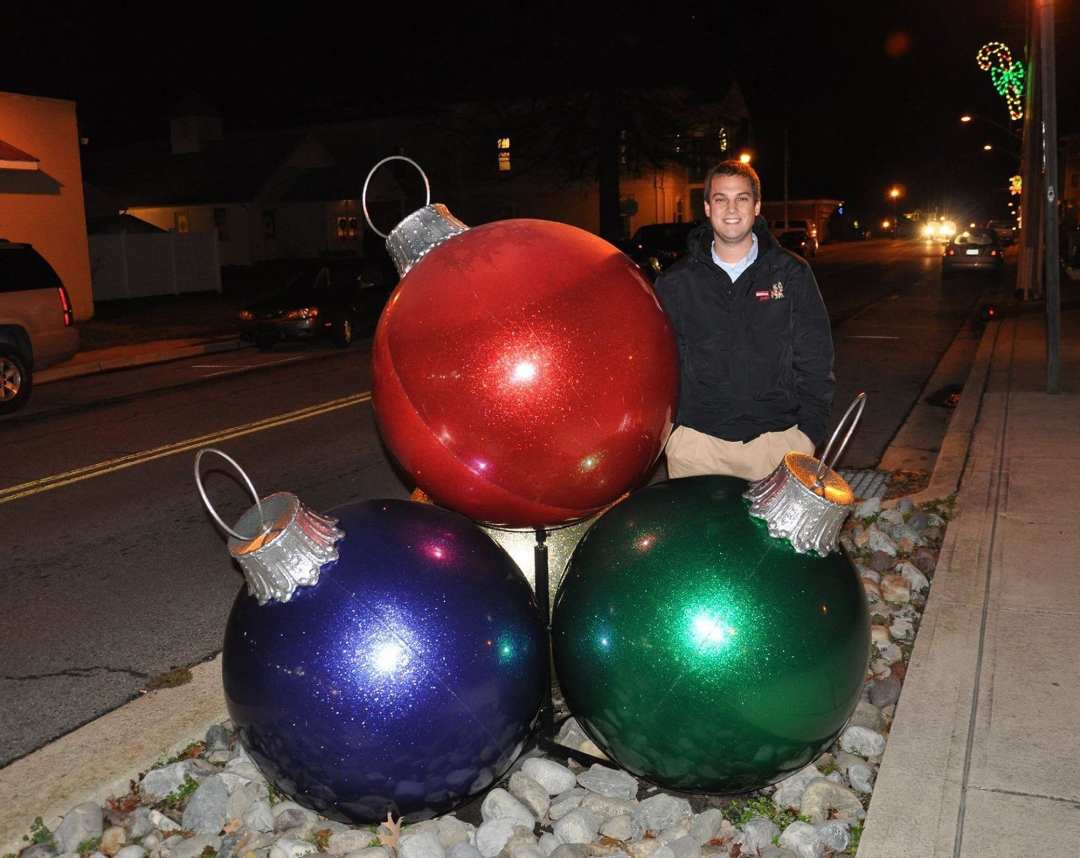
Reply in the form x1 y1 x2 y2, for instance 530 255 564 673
977 42 1024 121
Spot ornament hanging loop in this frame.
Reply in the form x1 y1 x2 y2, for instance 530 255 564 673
362 155 432 239
194 447 271 541
814 392 867 486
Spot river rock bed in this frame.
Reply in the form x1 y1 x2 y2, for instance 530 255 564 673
11 496 951 858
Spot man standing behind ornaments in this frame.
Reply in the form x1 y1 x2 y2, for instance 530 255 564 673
654 160 834 481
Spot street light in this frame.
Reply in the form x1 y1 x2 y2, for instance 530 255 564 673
888 186 902 234
738 151 752 165
983 143 994 151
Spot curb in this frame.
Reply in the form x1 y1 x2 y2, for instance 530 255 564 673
0 657 227 852
883 318 999 507
34 338 251 385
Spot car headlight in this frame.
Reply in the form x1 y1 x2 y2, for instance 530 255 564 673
283 306 319 320
238 310 254 321
941 221 957 237
922 224 935 238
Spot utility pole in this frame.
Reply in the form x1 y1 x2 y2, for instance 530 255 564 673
1039 0 1061 393
1018 5 1041 301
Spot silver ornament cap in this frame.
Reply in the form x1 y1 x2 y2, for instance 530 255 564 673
361 155 469 277
386 204 469 277
195 449 345 605
744 452 855 556
744 392 867 556
228 492 344 605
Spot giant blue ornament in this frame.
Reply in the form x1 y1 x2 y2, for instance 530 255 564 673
551 469 870 794
217 493 546 823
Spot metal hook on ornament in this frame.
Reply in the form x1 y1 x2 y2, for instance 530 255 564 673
813 392 867 490
361 155 432 239
194 447 271 542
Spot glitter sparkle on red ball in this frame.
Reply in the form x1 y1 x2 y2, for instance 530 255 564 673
373 215 678 527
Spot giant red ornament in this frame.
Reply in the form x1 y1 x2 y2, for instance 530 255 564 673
373 206 678 527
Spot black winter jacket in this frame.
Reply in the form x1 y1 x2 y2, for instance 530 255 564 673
653 217 835 447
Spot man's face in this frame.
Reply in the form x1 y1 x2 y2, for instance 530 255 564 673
704 173 760 246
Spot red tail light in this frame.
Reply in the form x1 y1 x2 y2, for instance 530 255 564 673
989 249 999 257
945 248 956 256
57 286 74 327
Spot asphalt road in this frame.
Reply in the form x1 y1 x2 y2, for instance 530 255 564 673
0 238 1004 767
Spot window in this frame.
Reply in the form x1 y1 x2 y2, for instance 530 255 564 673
262 210 276 239
337 216 360 240
497 137 511 172
213 208 229 241
174 212 189 234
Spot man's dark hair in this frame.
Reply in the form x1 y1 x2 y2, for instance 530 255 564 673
703 160 762 203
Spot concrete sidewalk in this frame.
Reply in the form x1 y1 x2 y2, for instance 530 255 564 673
34 335 249 385
860 305 1080 856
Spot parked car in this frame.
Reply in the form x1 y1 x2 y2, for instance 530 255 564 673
0 239 79 414
942 229 1005 277
986 219 1016 246
777 228 817 259
238 264 389 351
619 222 699 281
771 219 819 253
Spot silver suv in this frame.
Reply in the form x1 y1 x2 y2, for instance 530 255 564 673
0 240 79 414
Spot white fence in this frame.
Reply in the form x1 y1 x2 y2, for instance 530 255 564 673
89 232 221 301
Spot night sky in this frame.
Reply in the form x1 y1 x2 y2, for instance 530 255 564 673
3 1 1076 222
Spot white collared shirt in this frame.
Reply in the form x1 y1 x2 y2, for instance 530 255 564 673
711 233 758 282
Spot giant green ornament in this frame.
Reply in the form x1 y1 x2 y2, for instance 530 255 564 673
550 473 870 793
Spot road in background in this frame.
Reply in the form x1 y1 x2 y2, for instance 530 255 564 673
0 239 1004 765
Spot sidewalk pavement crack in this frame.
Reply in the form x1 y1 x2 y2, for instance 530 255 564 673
0 665 150 681
971 785 1080 809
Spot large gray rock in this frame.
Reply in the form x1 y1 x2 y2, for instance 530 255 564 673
777 822 824 858
848 700 886 732
855 497 881 519
867 528 897 556
548 790 585 821
270 838 318 858
869 675 902 708
330 831 378 856
19 846 56 858
848 762 875 794
599 815 641 842
510 772 551 820
625 840 665 858
553 808 600 845
548 847 587 858
475 820 525 858
737 817 780 855
799 779 864 824
813 822 849 853
896 562 929 593
665 836 699 858
140 762 194 801
759 850 797 858
633 794 691 834
771 765 822 810
689 809 724 846
839 725 887 758
435 816 475 849
482 788 536 827
113 848 145 858
577 765 638 801
54 803 104 854
273 801 316 832
448 845 483 858
344 850 391 858
171 836 223 858
580 794 638 820
521 759 578 796
536 835 562 857
555 721 607 760
183 773 230 835
227 780 268 821
400 831 446 858
243 799 275 833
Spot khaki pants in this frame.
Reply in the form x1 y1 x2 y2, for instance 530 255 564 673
665 424 815 482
